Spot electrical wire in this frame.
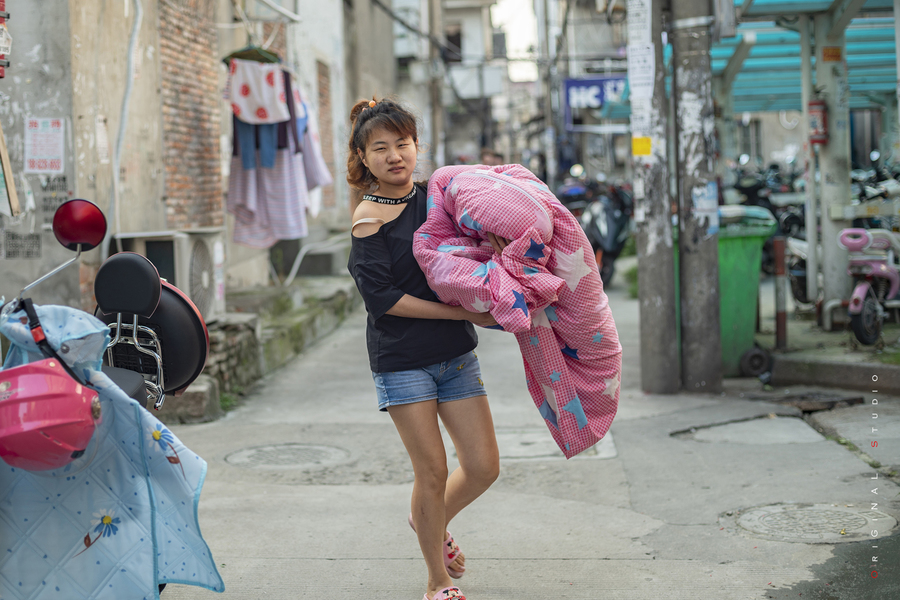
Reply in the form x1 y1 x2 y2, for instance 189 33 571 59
100 0 142 260
231 0 260 46
261 18 283 50
369 0 462 59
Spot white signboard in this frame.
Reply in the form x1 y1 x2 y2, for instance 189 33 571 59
627 0 652 46
0 24 12 56
626 44 655 100
629 97 652 136
24 118 65 174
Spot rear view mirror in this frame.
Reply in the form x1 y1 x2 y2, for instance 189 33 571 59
52 199 107 252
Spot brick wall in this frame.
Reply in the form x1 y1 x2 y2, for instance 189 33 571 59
316 60 335 208
158 0 223 229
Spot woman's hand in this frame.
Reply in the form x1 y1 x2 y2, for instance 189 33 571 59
487 232 510 255
454 306 499 328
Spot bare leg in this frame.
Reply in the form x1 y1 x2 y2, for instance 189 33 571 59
439 394 499 523
438 394 500 574
388 400 455 597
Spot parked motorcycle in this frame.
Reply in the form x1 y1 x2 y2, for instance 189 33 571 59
785 235 822 305
579 182 634 287
838 227 900 346
556 164 601 218
0 199 218 597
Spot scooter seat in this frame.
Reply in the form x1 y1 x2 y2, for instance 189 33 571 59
94 252 161 318
102 365 147 407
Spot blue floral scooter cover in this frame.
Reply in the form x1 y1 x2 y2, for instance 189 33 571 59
0 304 224 599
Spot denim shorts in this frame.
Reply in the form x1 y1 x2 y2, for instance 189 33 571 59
372 351 486 411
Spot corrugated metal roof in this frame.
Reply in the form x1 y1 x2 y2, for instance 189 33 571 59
599 13 897 118
718 18 896 112
738 0 893 18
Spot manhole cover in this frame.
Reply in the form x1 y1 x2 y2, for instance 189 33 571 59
720 503 897 543
225 443 351 469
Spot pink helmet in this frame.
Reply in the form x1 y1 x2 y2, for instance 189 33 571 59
0 358 102 471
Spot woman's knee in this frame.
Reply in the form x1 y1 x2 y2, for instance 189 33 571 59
413 460 449 491
467 454 500 487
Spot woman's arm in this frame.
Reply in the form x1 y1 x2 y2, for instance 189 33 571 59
386 294 498 327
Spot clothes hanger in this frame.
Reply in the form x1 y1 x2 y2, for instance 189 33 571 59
222 45 280 66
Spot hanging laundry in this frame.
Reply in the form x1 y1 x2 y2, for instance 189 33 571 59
292 88 309 136
227 131 309 249
300 116 333 191
231 71 303 171
227 57 291 125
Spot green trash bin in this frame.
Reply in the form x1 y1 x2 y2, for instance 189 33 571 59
673 205 777 377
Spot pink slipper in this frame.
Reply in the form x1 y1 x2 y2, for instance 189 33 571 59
408 513 465 578
425 586 466 600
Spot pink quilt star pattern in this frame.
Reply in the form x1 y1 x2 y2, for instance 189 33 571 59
413 164 622 458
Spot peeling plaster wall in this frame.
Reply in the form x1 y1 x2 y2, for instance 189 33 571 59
0 0 79 307
69 0 165 236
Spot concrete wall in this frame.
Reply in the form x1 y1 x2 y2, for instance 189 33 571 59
756 111 804 169
0 0 81 308
70 0 167 238
286 0 350 229
343 0 396 104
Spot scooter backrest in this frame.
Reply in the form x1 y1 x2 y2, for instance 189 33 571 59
93 280 209 395
94 252 161 317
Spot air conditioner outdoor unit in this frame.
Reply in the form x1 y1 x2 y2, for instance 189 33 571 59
113 227 227 322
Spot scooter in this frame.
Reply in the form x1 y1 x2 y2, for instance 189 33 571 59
579 183 634 287
0 199 220 598
838 227 900 345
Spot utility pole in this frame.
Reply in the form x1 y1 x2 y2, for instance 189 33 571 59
800 15 819 305
814 12 851 330
429 0 445 167
539 0 557 188
628 0 679 393
672 0 722 392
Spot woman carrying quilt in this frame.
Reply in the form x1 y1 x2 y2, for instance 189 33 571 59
345 97 500 600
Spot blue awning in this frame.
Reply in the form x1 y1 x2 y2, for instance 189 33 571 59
594 11 898 119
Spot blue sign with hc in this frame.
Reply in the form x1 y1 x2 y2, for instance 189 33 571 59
564 77 627 131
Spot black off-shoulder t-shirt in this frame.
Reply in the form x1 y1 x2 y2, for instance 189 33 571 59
348 184 478 373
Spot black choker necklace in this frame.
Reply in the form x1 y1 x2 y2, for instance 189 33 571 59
363 187 416 205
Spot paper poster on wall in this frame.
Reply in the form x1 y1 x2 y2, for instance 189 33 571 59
626 44 655 100
24 118 65 174
693 181 720 235
626 0 652 46
0 119 20 217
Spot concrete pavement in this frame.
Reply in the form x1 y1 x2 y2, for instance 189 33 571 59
160 271 900 600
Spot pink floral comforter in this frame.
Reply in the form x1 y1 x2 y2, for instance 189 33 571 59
413 164 622 458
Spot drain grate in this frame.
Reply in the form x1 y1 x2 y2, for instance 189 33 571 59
225 443 351 469
720 503 897 543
